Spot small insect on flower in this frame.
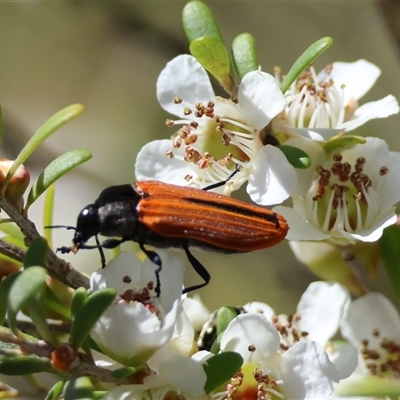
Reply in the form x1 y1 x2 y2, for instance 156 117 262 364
48 173 289 296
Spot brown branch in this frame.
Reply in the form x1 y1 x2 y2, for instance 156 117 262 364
0 198 89 289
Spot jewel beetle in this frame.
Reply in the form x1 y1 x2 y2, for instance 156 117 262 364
49 176 289 296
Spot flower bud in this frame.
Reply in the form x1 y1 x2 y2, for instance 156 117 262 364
0 159 30 212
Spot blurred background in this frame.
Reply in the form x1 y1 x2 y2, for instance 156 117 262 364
1 1 400 313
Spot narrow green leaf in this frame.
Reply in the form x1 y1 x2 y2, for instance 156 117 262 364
277 145 311 169
203 352 243 394
7 266 47 333
25 148 92 210
280 37 333 94
231 33 259 79
0 356 51 375
0 222 23 241
71 287 88 320
93 392 107 400
70 288 116 349
45 285 71 320
189 37 233 92
323 135 366 154
216 307 239 336
43 184 56 247
26 290 53 343
379 224 400 300
24 237 47 268
45 380 65 400
112 366 138 379
64 376 94 400
1 104 84 197
0 272 19 325
182 1 224 44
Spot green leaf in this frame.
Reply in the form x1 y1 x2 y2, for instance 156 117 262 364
43 184 56 247
203 352 243 394
189 36 233 92
182 1 224 44
336 375 400 397
93 392 107 400
323 135 366 154
111 366 138 379
231 33 259 79
26 290 53 344
45 380 65 400
70 288 116 349
0 222 23 241
0 356 51 375
45 285 71 320
25 148 92 211
64 376 94 400
278 145 311 169
24 237 47 268
1 104 84 197
71 287 88 320
7 266 47 333
280 37 333 94
216 307 239 336
379 224 400 300
0 272 19 325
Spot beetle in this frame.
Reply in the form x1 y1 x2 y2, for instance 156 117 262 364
49 176 289 296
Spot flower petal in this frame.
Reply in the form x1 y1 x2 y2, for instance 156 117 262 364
239 70 286 129
317 59 381 101
156 54 215 117
273 206 329 241
220 313 280 364
289 127 344 142
297 281 350 345
328 343 358 379
279 341 340 400
247 145 297 205
341 292 400 347
337 95 399 131
135 139 193 186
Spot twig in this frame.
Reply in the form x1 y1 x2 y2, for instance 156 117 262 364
0 198 89 289
339 245 376 293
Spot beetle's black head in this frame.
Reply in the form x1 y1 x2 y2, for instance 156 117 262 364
72 203 100 250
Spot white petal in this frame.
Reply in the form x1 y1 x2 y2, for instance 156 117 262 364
244 301 275 319
341 292 400 347
289 127 344 142
247 145 297 205
156 54 215 117
273 206 329 241
158 355 206 397
182 295 210 332
239 70 286 129
329 343 358 379
343 212 397 242
220 313 280 364
337 95 399 131
102 384 147 400
297 282 350 345
135 139 193 186
317 59 381 101
279 341 340 400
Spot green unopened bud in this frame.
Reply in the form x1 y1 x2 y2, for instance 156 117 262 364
0 159 30 212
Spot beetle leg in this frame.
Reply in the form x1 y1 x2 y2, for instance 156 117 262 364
139 243 162 297
201 165 241 191
182 245 211 294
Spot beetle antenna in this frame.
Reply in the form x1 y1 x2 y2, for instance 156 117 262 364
201 164 242 191
44 225 77 231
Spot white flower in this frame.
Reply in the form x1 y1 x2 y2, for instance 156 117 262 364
335 292 400 397
219 313 341 400
246 281 357 379
135 54 297 205
90 251 184 366
275 59 399 141
274 136 400 243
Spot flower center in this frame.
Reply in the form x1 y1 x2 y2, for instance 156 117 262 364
305 152 388 234
283 65 348 129
271 314 309 350
361 329 400 379
165 97 259 186
223 365 285 400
